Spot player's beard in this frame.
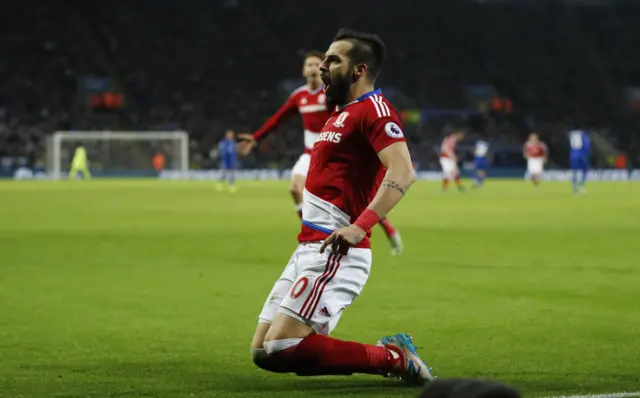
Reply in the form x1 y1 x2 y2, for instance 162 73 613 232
325 72 351 108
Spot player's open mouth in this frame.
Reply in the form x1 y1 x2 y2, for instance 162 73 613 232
321 76 331 91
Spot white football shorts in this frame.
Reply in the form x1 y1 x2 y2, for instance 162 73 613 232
440 157 459 178
527 158 544 175
291 153 311 177
258 242 371 335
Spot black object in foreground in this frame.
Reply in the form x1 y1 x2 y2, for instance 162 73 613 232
418 378 522 398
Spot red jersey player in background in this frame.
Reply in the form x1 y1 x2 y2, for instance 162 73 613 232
238 51 403 256
250 28 434 385
439 131 466 192
523 132 548 186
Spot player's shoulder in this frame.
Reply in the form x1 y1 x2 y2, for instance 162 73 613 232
354 93 399 123
289 85 310 98
350 94 404 139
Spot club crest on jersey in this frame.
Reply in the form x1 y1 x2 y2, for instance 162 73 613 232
301 97 308 105
333 112 349 128
318 93 326 104
384 121 403 138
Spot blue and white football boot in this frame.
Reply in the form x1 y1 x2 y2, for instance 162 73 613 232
377 333 436 385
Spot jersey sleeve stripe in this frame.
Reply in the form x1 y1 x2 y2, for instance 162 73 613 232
369 97 383 118
373 95 390 117
379 98 390 117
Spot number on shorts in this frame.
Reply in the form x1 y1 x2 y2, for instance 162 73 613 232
290 277 309 299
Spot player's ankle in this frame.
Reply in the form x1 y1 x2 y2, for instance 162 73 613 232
385 346 405 372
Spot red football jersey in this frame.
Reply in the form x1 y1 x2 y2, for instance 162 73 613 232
298 90 406 248
253 85 330 154
440 135 458 158
524 140 548 158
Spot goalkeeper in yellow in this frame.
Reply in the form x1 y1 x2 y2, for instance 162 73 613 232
68 145 92 179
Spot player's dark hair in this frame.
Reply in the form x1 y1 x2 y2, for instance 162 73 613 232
333 28 386 82
305 50 325 61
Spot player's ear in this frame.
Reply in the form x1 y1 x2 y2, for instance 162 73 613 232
352 64 367 82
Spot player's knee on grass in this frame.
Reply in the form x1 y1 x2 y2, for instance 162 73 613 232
250 346 295 373
250 317 307 372
250 322 297 372
250 347 279 371
250 347 268 367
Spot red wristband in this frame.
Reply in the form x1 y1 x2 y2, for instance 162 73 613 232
353 209 381 234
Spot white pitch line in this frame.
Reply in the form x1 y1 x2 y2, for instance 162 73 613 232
540 392 640 398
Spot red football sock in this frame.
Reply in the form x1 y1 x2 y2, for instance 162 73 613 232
442 178 450 189
276 334 399 376
378 217 397 238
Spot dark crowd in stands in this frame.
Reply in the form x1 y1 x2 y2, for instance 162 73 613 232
2 0 640 173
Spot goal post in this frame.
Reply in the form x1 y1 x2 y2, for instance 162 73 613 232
46 131 189 180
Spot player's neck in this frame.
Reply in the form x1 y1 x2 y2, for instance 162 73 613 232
308 81 321 91
348 82 375 103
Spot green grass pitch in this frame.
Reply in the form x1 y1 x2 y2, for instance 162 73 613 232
0 179 639 398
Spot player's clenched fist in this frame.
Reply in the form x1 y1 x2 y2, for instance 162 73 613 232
236 134 256 156
319 225 366 254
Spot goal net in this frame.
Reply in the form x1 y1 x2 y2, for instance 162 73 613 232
46 131 189 179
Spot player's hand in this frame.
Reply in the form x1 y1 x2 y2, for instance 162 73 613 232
237 135 256 156
237 133 254 142
319 225 367 254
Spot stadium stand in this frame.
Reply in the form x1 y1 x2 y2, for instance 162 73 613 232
2 0 640 173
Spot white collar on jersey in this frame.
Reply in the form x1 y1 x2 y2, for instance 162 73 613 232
307 85 324 94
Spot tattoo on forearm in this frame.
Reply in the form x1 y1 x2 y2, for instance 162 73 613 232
382 180 411 195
